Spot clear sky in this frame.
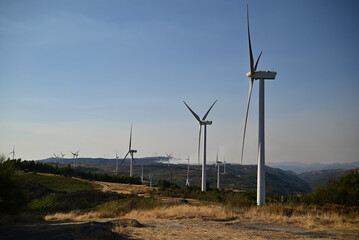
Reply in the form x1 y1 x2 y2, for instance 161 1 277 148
1 0 358 164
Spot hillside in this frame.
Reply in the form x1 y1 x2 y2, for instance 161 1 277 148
82 163 310 195
36 158 310 195
298 169 353 190
268 161 359 173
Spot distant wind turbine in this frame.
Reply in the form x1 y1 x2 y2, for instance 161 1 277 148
165 152 172 166
120 124 137 177
149 172 153 187
140 163 144 182
52 153 59 164
215 149 222 189
183 100 217 192
241 6 277 206
9 147 15 160
60 152 65 165
115 152 119 175
185 155 190 186
223 158 227 174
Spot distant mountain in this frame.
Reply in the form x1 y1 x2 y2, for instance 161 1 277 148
298 169 353 190
267 161 359 173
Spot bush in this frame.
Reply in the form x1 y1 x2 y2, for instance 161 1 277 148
0 160 27 213
301 170 359 206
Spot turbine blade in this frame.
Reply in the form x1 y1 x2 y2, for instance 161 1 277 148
129 124 133 150
254 51 263 71
198 125 202 165
241 78 254 165
247 5 254 75
202 99 218 120
183 101 201 122
216 148 219 163
120 151 130 166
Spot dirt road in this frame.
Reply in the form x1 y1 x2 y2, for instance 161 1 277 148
2 217 356 240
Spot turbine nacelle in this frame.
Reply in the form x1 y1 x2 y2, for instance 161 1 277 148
246 71 277 80
200 120 212 125
130 149 137 153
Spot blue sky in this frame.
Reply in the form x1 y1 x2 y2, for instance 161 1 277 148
1 0 358 164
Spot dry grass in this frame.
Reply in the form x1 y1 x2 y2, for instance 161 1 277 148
124 204 236 220
45 211 108 222
99 181 154 194
238 204 359 232
45 203 359 232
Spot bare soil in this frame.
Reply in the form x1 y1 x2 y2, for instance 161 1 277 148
2 217 358 240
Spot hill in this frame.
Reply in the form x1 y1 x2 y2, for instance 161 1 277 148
268 161 359 173
298 169 353 190
36 158 310 195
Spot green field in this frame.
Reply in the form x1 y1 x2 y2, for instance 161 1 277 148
22 173 96 192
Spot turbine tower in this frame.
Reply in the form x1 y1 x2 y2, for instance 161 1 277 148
183 100 217 192
52 153 59 164
149 172 153 187
75 150 80 167
241 6 277 206
223 158 226 174
165 153 173 183
115 152 119 175
185 155 190 186
215 149 222 189
140 163 144 182
120 124 137 177
60 152 65 165
165 152 172 166
9 147 15 160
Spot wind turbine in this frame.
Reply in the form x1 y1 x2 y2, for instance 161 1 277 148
60 152 65 165
115 152 119 175
149 172 153 187
185 155 190 186
241 6 277 206
75 150 80 167
71 150 79 168
223 158 227 174
183 100 217 192
9 147 15 160
215 150 222 189
165 152 172 166
52 153 59 164
120 125 137 177
141 163 144 182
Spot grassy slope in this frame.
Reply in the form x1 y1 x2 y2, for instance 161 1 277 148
22 173 96 192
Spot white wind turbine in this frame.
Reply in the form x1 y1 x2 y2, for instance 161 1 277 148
183 100 217 192
215 149 222 189
9 147 15 160
241 6 277 206
165 153 174 183
185 155 190 186
140 163 144 182
52 153 59 163
165 152 172 166
120 125 137 177
60 152 65 165
223 158 227 174
149 172 153 187
115 152 119 175
71 150 79 168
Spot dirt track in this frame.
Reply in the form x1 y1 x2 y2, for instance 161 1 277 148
2 217 356 240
